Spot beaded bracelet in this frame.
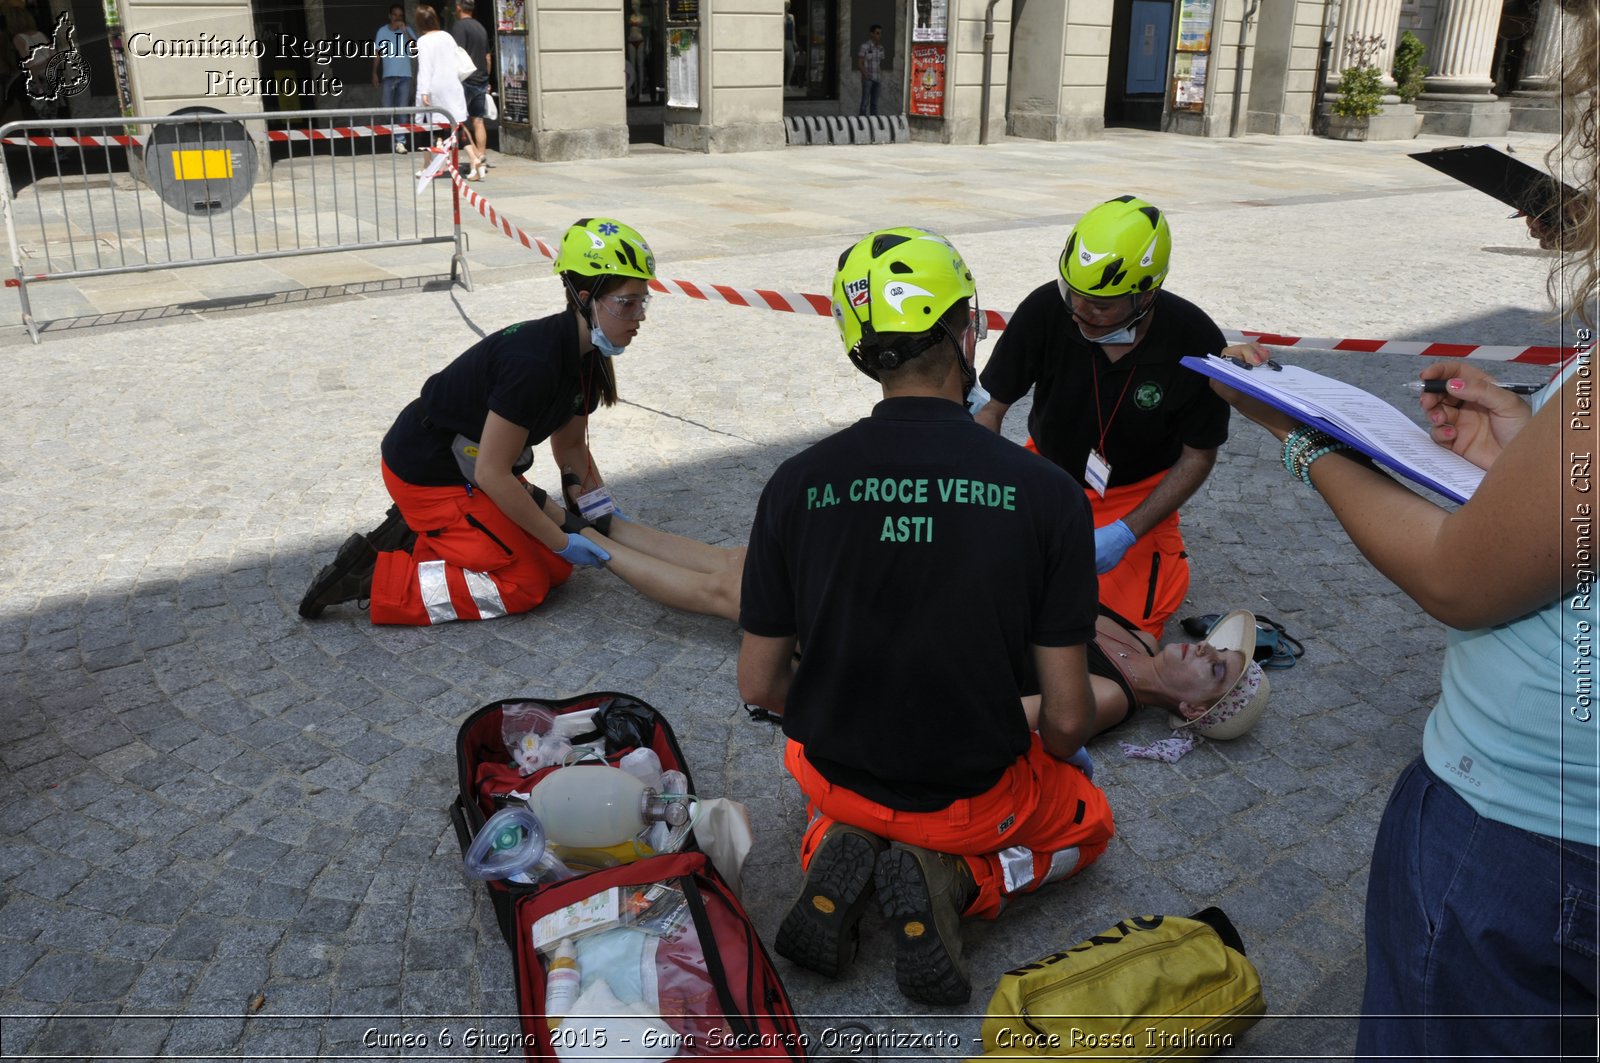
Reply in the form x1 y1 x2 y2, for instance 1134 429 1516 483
1281 426 1329 476
1294 439 1352 487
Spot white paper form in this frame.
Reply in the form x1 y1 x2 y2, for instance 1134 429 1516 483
1186 356 1488 503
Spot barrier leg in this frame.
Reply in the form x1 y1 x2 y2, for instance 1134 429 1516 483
449 142 473 291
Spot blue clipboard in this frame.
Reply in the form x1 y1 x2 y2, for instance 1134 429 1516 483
1181 355 1483 504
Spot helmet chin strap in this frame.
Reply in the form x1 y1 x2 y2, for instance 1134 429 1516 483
564 275 602 329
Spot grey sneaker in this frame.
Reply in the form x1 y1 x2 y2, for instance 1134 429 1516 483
298 533 377 619
875 843 976 1005
775 824 887 977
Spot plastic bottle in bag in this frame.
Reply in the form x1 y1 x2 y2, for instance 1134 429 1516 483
544 939 580 1028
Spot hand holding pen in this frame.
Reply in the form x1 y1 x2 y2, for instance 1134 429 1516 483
1414 360 1539 472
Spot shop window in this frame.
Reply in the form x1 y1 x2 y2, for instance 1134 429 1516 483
787 0 836 100
626 0 665 106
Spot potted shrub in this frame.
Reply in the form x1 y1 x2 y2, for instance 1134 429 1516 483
1392 30 1428 103
1326 33 1387 140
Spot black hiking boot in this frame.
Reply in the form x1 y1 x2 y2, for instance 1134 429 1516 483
297 533 378 619
875 842 977 1005
775 824 888 977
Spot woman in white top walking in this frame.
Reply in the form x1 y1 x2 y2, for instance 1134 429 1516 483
413 3 485 180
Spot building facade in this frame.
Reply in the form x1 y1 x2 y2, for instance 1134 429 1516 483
34 0 1557 155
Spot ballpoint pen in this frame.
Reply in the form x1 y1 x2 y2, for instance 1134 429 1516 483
1403 379 1543 395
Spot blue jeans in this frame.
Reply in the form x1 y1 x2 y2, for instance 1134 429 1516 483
381 76 413 146
1359 758 1599 1060
859 77 879 116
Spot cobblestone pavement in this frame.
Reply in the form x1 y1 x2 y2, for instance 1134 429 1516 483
0 128 1565 1061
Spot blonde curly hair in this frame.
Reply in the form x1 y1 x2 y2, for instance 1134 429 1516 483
1549 0 1600 324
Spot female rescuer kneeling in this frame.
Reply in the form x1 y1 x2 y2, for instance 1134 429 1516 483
298 217 742 625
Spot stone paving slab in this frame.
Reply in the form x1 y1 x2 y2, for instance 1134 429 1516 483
0 128 1568 1061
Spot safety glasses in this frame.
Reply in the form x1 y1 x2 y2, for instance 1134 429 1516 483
599 292 651 320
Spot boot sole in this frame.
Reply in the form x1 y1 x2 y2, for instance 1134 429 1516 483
875 846 971 1006
775 829 881 977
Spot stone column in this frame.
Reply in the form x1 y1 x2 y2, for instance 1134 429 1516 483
1510 0 1564 132
1324 0 1403 96
1416 0 1510 135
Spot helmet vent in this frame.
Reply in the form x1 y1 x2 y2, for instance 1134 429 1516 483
872 233 912 256
889 261 914 275
1138 205 1162 226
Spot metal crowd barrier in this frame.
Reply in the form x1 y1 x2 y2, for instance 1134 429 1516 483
0 107 470 342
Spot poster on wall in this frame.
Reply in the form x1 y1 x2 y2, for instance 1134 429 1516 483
498 36 529 124
912 0 947 42
1171 51 1206 111
909 42 945 117
496 0 524 32
666 26 700 109
1177 0 1213 52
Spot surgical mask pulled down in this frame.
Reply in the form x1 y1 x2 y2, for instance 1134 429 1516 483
590 323 626 357
1077 322 1138 346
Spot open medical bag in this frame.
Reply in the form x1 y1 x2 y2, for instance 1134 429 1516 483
451 692 697 946
451 693 808 1061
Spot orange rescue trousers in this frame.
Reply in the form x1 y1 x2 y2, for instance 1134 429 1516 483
368 461 573 625
786 738 1114 920
1024 439 1190 639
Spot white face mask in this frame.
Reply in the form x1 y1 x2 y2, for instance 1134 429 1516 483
1078 322 1137 346
590 323 625 357
965 381 991 418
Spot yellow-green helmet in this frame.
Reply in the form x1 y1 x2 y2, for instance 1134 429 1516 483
1058 196 1170 297
552 217 656 282
831 227 976 378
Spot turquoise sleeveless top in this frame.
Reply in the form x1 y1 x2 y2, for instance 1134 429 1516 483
1422 360 1600 846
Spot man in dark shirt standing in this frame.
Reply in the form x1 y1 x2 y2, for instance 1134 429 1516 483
977 195 1230 639
451 0 492 168
738 228 1114 1006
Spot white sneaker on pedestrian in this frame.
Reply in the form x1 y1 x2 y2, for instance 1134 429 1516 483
394 142 410 154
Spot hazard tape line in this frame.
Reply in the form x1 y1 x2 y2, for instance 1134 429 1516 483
1222 331 1569 366
1 122 450 149
449 170 1576 368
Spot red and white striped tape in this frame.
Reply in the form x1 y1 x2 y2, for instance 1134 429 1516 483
1 121 450 149
450 169 1577 367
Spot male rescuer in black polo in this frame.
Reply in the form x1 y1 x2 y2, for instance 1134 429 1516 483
737 227 1115 1006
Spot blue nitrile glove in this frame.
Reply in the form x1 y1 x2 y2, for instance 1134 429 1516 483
1093 520 1137 574
608 505 627 523
1064 746 1095 781
557 533 611 568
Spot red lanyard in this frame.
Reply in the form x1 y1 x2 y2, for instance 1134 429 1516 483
1090 353 1140 459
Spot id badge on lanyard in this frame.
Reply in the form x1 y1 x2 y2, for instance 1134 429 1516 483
1085 449 1111 498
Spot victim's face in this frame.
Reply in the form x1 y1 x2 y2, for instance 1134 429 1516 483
1159 641 1245 709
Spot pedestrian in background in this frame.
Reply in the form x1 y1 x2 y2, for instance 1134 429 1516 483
371 3 416 153
412 3 484 179
856 23 883 116
452 0 492 175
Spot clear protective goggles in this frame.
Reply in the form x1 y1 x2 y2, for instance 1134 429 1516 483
598 292 652 321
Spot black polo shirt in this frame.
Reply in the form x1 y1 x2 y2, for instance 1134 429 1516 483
740 396 1097 811
381 310 602 486
979 284 1230 488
